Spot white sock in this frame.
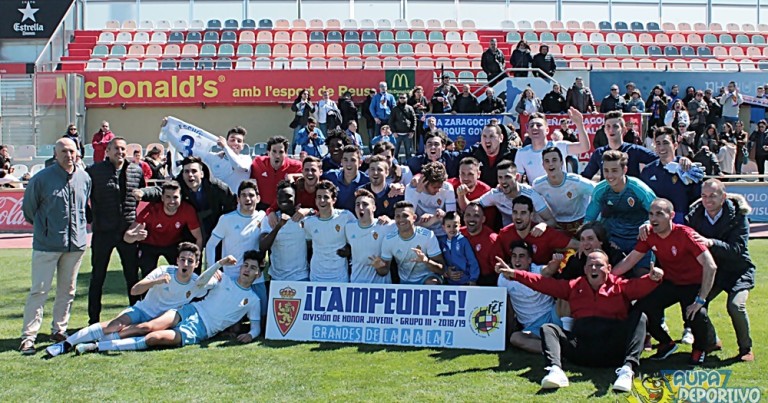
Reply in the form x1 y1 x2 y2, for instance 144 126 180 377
97 337 147 351
66 323 104 345
99 332 120 342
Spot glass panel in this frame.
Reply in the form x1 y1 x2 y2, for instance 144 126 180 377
761 5 768 24
561 2 610 23
248 0 298 20
612 4 658 23
660 5 706 23
354 1 401 20
84 0 137 29
462 1 555 27
193 0 244 21
302 1 349 21
710 5 755 23
139 1 191 22
408 1 456 22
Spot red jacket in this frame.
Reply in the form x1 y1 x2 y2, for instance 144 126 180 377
91 130 114 163
513 271 660 320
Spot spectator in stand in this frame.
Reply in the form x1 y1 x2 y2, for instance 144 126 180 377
556 119 577 142
566 77 595 113
532 44 556 78
431 74 459 114
133 149 153 182
542 83 567 114
698 124 718 152
600 85 627 113
646 85 670 136
622 82 637 102
296 117 326 158
345 121 365 149
338 90 358 129
506 123 523 149
63 124 85 157
515 88 542 117
481 38 506 85
322 129 351 172
408 86 430 154
144 147 167 180
626 89 645 113
136 156 236 245
703 88 722 129
667 84 682 106
665 99 690 135
389 93 417 160
370 82 396 136
91 121 114 163
720 81 744 126
19 138 91 355
749 119 768 180
289 89 315 153
693 146 721 176
371 124 396 147
734 121 749 175
453 84 480 114
317 90 339 135
750 86 767 129
682 86 697 106
479 88 505 114
622 120 642 145
0 144 11 171
510 40 533 77
688 90 710 136
714 125 736 176
361 89 376 141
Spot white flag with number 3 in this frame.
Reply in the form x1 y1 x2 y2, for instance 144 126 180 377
159 116 218 176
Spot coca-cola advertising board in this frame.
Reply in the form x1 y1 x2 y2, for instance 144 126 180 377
0 190 31 231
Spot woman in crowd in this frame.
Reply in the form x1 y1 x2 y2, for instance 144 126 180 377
290 89 315 153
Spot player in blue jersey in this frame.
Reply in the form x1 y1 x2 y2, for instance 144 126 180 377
585 150 656 275
581 110 658 180
640 126 703 224
75 251 261 354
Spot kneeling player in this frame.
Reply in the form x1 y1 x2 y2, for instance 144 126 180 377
75 251 262 354
45 243 223 357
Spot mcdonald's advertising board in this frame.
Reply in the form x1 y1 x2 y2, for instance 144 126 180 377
46 70 435 107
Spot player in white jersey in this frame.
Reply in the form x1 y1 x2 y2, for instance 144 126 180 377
404 161 456 240
532 146 595 235
45 243 220 357
200 127 252 194
259 180 310 281
206 179 268 316
379 201 446 285
346 189 397 283
515 109 590 184
75 252 261 354
465 160 554 227
304 180 356 282
496 241 561 353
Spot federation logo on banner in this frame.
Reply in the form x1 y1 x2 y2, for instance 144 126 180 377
273 287 301 336
469 300 503 337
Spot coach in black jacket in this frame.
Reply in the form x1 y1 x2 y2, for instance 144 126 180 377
685 179 755 361
137 156 236 246
86 137 145 324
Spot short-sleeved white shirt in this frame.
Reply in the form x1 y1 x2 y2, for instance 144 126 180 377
404 182 456 237
304 209 356 282
192 274 261 338
380 226 442 284
134 266 213 318
259 216 309 281
532 173 595 222
514 140 570 184
346 221 397 283
201 151 251 194
496 264 555 327
476 185 548 226
209 210 266 281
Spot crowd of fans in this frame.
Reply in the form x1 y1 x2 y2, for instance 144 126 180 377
9 71 762 394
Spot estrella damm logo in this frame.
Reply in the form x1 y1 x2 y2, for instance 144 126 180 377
469 300 503 337
385 70 415 95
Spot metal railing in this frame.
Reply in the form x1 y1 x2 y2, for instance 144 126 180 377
34 1 81 73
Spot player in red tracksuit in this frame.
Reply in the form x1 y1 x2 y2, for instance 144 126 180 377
495 249 663 393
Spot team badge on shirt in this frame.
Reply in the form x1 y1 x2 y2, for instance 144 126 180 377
241 298 249 306
383 200 389 208
273 287 300 336
175 222 181 229
672 175 678 184
627 197 635 207
186 290 191 298
566 191 573 199
475 244 481 252
335 224 341 232
437 199 442 206
532 244 538 253
373 232 379 240
671 246 678 256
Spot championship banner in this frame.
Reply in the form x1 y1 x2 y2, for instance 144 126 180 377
266 281 507 351
159 116 218 176
519 112 642 161
426 114 513 150
46 70 434 107
0 189 31 231
723 182 768 222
